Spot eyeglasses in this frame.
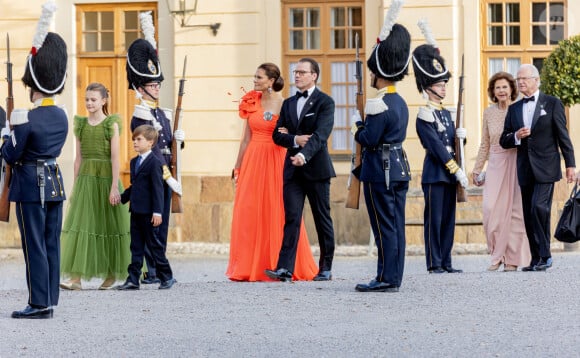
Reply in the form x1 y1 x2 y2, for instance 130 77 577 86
293 70 313 76
144 83 161 89
516 76 537 82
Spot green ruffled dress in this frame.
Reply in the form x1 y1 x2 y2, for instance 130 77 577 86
60 114 131 279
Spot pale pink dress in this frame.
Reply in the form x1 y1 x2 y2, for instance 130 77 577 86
473 104 531 267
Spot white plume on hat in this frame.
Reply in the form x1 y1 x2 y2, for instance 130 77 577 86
31 1 57 55
417 18 438 48
139 11 157 50
378 0 404 42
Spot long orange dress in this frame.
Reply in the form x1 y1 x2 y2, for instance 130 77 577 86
226 91 318 281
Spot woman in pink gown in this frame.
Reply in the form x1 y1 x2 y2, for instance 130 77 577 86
226 63 317 281
472 72 531 271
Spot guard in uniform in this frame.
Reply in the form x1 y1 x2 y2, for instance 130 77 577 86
352 1 411 293
126 11 184 284
1 2 68 319
412 40 468 274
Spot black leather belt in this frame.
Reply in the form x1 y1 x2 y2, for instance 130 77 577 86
366 143 402 152
367 143 404 189
16 158 57 166
15 159 57 207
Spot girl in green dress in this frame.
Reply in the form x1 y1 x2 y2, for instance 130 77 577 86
60 83 131 290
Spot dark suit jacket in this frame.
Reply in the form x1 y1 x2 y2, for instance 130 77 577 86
121 153 164 215
272 88 336 181
500 92 575 186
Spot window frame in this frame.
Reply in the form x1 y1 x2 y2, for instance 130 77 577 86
282 0 364 156
480 0 566 107
76 2 157 58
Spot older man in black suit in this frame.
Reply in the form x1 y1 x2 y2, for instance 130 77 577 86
265 58 336 282
500 64 575 271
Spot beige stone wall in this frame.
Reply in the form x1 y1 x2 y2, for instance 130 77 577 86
0 1 578 249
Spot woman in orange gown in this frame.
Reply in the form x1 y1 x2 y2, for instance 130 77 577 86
226 63 318 281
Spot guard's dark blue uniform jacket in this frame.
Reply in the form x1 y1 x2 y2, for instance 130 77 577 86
1 99 68 308
355 91 411 184
416 103 458 184
130 102 173 167
354 88 410 288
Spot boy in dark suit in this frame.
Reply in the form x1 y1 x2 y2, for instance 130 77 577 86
117 125 176 290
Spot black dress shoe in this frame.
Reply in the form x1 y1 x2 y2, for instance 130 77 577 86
116 281 140 290
355 279 399 292
264 268 293 282
443 266 463 273
428 267 446 274
159 278 177 289
313 270 332 281
521 264 537 272
535 257 553 271
141 276 161 284
11 305 53 319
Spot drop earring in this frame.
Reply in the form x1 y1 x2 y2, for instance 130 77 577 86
267 87 272 94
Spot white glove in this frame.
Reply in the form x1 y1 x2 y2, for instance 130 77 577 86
350 110 362 136
455 127 466 140
173 129 185 142
455 168 468 189
0 126 9 139
166 177 183 196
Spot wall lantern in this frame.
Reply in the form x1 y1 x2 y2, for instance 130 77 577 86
166 0 221 36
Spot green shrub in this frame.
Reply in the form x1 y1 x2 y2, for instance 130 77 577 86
540 35 580 107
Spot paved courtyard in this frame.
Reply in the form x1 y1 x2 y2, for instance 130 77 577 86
1 247 579 357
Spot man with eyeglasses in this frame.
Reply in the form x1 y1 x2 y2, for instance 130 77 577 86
500 63 575 272
266 57 336 282
125 12 184 287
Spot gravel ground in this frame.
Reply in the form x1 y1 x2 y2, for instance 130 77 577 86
1 245 579 357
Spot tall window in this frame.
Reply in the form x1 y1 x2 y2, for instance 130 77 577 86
283 1 364 155
482 0 566 104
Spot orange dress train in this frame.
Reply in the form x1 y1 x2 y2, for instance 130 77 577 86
226 91 318 281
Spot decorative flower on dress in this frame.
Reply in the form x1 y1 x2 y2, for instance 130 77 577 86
238 90 261 118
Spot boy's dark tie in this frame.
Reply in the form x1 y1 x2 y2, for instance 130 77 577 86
136 155 142 170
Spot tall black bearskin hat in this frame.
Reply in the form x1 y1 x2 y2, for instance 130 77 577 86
126 11 163 90
366 0 411 82
411 19 451 93
22 2 67 95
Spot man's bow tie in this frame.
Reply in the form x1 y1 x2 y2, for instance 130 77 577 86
295 91 309 99
522 95 535 103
